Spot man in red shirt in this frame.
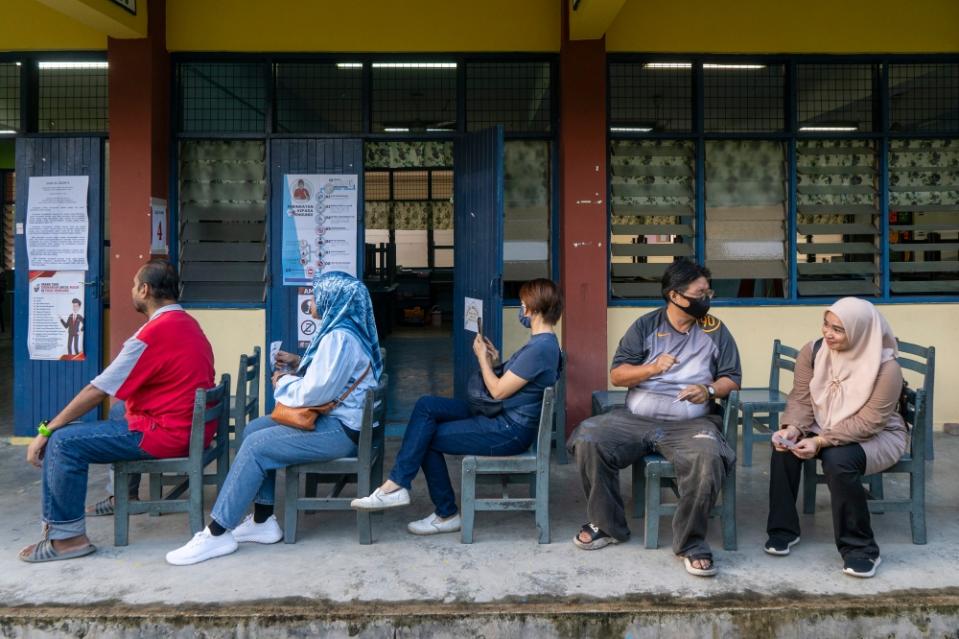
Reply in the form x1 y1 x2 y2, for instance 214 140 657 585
19 259 215 563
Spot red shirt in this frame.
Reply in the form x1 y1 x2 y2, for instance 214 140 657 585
91 306 215 458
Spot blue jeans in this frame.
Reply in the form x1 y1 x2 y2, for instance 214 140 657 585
210 414 358 530
389 396 537 518
42 410 154 540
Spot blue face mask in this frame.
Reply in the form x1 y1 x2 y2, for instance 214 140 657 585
518 306 532 329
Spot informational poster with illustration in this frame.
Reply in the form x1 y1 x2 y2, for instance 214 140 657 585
281 174 358 285
297 287 318 350
26 176 89 271
464 297 483 333
28 270 86 361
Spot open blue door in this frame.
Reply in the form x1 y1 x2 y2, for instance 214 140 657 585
13 137 104 435
453 126 504 400
266 139 364 411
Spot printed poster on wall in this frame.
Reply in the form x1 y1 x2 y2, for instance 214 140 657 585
28 271 87 361
26 176 89 271
281 174 358 285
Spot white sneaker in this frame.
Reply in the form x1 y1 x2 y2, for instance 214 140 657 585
233 514 283 544
165 528 238 566
350 487 411 511
407 512 461 536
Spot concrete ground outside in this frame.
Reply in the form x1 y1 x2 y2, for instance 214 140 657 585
0 432 957 637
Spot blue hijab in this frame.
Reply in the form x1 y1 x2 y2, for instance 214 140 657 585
297 271 383 381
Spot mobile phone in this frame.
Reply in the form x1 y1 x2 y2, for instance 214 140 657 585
772 432 798 449
477 316 483 338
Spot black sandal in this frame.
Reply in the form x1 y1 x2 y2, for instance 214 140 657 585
572 523 621 550
682 554 717 577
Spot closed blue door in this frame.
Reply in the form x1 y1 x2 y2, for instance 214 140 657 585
453 126 504 400
13 137 104 435
266 139 364 411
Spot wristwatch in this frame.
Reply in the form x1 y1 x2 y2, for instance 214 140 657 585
706 385 716 399
37 420 53 438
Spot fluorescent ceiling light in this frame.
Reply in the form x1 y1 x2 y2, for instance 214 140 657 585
703 63 766 70
336 63 363 69
643 63 691 69
39 61 108 70
0 129 17 135
610 126 653 133
426 128 453 132
372 62 456 69
383 127 410 132
799 125 858 132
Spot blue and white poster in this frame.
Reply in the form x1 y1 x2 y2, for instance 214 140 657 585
281 174 358 285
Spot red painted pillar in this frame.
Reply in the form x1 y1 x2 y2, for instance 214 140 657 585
559 10 609 431
107 0 169 357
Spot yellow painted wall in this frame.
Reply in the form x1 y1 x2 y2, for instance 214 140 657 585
35 0 147 38
607 305 959 426
166 0 560 52
191 309 266 413
606 0 959 53
1 0 107 50
503 306 563 359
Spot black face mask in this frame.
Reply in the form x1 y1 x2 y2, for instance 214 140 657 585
672 293 711 320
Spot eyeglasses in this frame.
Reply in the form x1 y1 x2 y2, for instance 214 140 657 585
683 289 715 301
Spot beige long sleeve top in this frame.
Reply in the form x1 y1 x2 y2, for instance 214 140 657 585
781 341 908 475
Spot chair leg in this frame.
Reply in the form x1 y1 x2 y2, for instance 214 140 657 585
306 474 320 498
149 473 162 517
188 470 204 534
218 445 230 493
357 463 373 545
866 474 885 514
722 468 737 551
553 426 568 465
527 472 536 499
461 459 477 544
536 453 550 544
633 463 645 519
742 409 754 467
911 466 927 545
114 469 130 546
285 468 299 544
644 466 660 549
802 459 818 514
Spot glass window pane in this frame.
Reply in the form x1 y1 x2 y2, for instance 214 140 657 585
180 62 266 134
798 64 875 132
609 139 696 299
0 63 20 132
890 63 959 132
275 62 363 134
504 140 550 296
704 63 784 132
466 62 551 133
609 62 692 133
889 138 959 295
705 140 787 298
38 61 108 133
796 139 880 297
371 62 457 133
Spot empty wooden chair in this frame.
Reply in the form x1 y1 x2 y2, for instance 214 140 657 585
231 346 261 448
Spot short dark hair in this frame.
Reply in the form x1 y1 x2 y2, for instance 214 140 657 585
661 258 711 301
519 278 564 325
71 298 81 306
137 258 180 301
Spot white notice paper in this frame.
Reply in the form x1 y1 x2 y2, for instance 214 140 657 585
464 297 483 333
26 176 89 271
28 270 87 361
150 198 168 254
269 340 282 372
297 287 318 349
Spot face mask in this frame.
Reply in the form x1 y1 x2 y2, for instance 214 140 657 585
518 307 532 329
674 293 710 320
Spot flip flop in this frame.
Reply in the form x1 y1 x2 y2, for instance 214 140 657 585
683 555 717 578
19 539 97 563
573 523 621 550
88 496 114 517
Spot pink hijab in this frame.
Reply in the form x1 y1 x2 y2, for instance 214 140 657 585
809 297 898 429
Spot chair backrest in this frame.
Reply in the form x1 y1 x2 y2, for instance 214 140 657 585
901 387 927 460
535 387 556 459
721 390 740 449
768 339 801 391
190 373 231 459
895 339 935 430
357 373 389 461
554 352 567 438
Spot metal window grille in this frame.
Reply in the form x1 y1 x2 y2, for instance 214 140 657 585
798 64 875 132
888 138 959 295
3 171 14 269
609 62 692 132
274 62 363 134
889 63 959 132
0 63 19 132
178 140 267 302
371 63 457 133
38 63 108 133
179 62 267 134
704 64 784 132
796 139 880 297
466 62 551 133
609 139 696 298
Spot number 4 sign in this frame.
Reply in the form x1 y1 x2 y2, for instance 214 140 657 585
150 198 168 255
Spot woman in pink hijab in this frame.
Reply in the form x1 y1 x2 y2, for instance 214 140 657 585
764 297 906 579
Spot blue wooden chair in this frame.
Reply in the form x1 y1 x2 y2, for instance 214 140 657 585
284 374 388 545
552 352 568 464
896 340 935 460
230 346 261 448
590 389 739 550
460 387 556 544
802 388 927 544
113 374 231 545
735 339 796 466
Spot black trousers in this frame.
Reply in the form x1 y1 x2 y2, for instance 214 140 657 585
767 443 879 560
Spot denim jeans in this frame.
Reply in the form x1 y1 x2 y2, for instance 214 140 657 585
103 402 141 499
210 414 357 530
389 396 537 518
42 412 154 540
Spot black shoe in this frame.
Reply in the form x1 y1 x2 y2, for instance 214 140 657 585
763 535 800 556
843 556 881 578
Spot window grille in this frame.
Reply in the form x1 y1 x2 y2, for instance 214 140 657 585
0 63 19 132
178 140 267 302
609 139 696 298
704 64 784 132
371 63 457 133
798 64 875 132
796 139 880 296
466 62 552 133
888 138 959 295
2 171 13 270
274 62 363 134
890 63 959 132
180 63 267 134
38 62 108 133
609 62 692 133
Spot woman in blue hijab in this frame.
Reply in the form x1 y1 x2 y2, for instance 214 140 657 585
167 272 381 565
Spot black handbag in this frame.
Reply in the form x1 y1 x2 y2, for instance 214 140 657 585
467 363 506 417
